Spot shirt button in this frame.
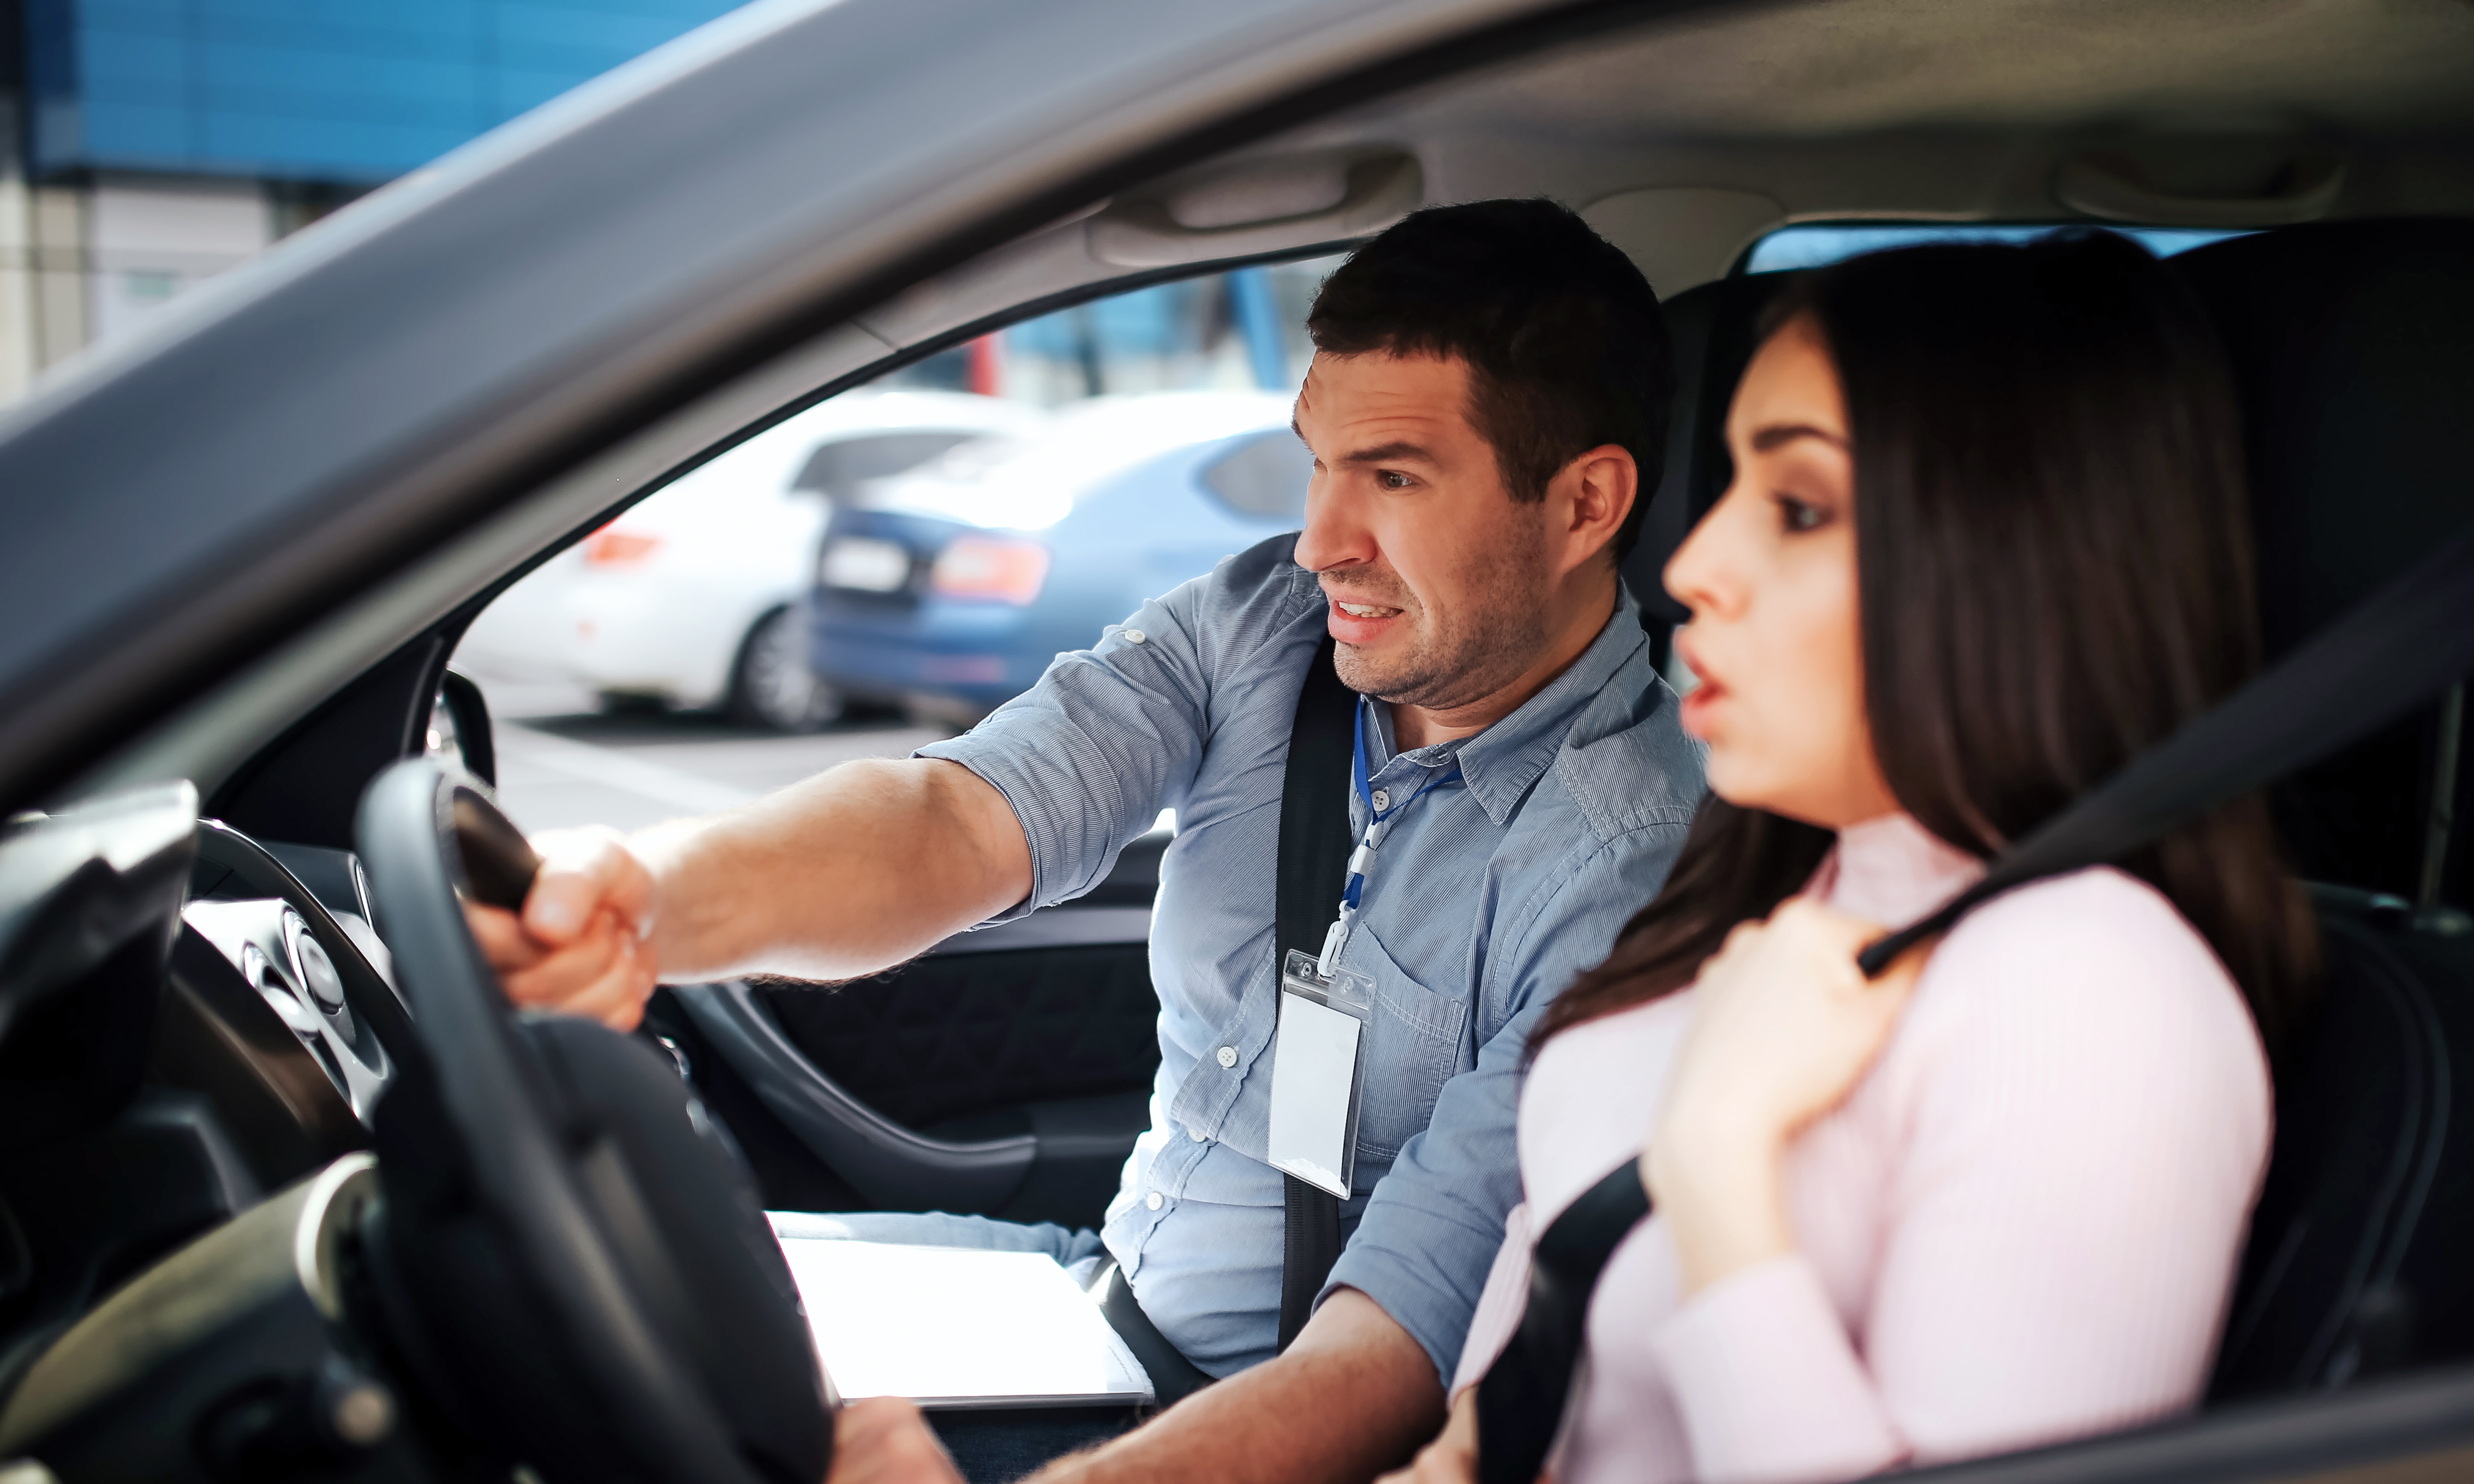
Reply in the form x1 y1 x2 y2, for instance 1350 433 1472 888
1124 629 1146 644
1146 1191 1165 1211
1371 787 1391 812
1216 1045 1238 1069
1191 1127 1208 1142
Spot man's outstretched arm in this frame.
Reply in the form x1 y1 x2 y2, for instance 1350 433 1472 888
467 757 1031 1022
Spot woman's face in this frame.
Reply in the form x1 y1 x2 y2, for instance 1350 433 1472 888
1664 315 1898 831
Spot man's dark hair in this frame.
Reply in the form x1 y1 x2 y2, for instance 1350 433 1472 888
1306 198 1673 560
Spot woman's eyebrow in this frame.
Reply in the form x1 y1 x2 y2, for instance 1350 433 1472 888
1750 423 1849 453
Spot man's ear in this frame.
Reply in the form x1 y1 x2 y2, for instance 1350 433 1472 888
1558 444 1638 573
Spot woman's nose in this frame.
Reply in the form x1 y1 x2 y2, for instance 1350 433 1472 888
1663 494 1734 618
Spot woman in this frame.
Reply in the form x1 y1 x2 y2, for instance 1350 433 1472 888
1395 232 2316 1484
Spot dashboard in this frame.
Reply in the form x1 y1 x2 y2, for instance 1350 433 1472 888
183 824 402 1127
150 821 416 1205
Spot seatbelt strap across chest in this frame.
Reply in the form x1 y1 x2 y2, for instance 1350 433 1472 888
1276 633 1360 1350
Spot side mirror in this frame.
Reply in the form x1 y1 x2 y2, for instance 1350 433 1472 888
429 670 497 789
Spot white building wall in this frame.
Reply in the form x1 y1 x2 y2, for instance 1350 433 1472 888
0 152 277 406
87 181 273 344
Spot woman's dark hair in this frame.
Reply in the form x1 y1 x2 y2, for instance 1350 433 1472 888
1307 198 1672 559
1537 230 2317 1054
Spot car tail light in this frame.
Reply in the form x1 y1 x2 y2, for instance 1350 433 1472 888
931 536 1050 605
582 524 663 567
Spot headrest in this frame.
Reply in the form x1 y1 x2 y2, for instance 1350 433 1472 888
2171 220 2474 662
2172 222 2473 901
1622 273 1796 635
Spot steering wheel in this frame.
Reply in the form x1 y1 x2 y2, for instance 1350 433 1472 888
354 757 833 1484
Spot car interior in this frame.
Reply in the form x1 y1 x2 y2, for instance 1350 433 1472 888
0 0 2470 1480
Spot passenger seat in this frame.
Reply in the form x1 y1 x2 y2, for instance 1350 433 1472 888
2172 220 2474 1398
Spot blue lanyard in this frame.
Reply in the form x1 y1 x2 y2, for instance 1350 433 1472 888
1317 703 1462 977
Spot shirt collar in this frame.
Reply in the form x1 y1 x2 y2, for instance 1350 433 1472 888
1378 584 1649 827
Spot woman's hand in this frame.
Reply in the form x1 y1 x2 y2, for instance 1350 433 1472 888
461 824 661 1031
1379 1389 1481 1484
1645 897 1926 1295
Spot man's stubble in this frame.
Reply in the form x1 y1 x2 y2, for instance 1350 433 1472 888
1331 511 1554 715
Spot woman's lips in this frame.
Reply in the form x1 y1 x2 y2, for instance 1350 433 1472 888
1680 679 1724 738
1676 637 1726 739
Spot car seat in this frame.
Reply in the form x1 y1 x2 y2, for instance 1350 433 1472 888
2176 223 2473 908
2172 220 2474 1398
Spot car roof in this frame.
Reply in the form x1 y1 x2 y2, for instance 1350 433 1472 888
3 0 2470 813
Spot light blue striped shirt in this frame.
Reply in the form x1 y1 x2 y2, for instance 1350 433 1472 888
918 533 1701 1382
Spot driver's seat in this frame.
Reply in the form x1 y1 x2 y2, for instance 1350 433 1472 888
2170 220 2474 1399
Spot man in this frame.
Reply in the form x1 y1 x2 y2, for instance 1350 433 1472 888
471 198 1702 1481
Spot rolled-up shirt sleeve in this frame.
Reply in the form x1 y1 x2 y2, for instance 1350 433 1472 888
1449 1201 1534 1398
1327 819 1691 1384
917 583 1218 924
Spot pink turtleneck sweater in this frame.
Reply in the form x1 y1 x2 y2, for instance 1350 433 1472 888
1450 813 2272 1484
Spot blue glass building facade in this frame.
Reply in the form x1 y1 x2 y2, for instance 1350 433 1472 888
23 0 740 183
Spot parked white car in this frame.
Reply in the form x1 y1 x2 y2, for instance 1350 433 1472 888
457 388 1050 728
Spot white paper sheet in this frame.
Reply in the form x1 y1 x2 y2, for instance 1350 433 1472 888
769 1226 1155 1410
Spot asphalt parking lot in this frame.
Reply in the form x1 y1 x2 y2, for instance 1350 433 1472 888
463 666 951 836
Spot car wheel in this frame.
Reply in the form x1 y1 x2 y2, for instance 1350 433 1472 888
728 606 843 732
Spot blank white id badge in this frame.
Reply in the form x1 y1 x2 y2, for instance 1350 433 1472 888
1268 948 1374 1199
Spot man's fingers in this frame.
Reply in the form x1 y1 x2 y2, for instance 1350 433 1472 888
555 934 659 1031
827 1398 964 1484
502 911 630 1011
464 901 548 972
524 826 654 945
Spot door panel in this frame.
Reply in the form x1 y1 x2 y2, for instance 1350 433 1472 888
755 942 1157 1131
666 831 1169 1229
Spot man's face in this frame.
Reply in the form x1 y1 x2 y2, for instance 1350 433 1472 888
1290 351 1558 711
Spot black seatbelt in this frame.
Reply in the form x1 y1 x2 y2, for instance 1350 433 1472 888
1475 526 2474 1483
1091 1261 1218 1408
1473 1162 1649 1484
1277 633 1361 1350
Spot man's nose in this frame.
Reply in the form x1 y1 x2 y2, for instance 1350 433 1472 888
1294 476 1376 575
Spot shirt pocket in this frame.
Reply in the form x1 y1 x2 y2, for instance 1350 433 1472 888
1344 923 1473 1163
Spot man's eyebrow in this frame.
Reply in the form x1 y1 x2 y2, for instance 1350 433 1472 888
1750 423 1848 453
1331 440 1438 466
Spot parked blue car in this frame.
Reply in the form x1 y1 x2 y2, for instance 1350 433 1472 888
809 391 1307 722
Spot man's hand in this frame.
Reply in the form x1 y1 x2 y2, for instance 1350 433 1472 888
1030 1289 1444 1484
825 1398 964 1484
462 824 660 1031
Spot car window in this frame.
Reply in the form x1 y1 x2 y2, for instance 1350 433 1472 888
1200 430 1312 523
454 255 1339 832
1743 222 2252 274
793 431 990 500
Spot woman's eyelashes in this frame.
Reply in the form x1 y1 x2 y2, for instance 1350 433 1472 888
1774 492 1830 532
